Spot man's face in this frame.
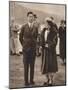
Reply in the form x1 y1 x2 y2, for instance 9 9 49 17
11 19 14 26
33 17 37 22
27 14 34 23
61 23 65 27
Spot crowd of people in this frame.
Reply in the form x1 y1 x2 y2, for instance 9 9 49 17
10 11 66 86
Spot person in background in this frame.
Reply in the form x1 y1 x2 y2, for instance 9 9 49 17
59 20 66 65
10 18 20 56
19 12 38 86
41 17 58 86
33 14 41 57
50 17 60 55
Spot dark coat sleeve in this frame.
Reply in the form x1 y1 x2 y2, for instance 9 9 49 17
40 28 46 47
19 25 24 46
52 32 58 47
54 23 58 33
47 27 58 48
50 30 58 48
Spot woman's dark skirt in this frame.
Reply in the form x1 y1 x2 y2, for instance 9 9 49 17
41 47 58 74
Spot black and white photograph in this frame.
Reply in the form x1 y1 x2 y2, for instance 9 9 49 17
9 1 66 89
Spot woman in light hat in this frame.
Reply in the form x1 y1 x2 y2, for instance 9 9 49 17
41 17 58 86
10 17 20 56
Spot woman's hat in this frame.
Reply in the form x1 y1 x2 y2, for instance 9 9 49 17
45 17 52 22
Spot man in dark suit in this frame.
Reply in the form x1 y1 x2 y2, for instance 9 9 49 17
59 20 66 65
19 12 38 86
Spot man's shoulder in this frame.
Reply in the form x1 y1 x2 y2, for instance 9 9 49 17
21 23 28 29
33 22 40 28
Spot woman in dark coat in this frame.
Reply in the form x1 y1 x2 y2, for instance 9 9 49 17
41 18 58 86
59 20 66 64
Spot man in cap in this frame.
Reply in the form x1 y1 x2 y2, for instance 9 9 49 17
33 14 41 57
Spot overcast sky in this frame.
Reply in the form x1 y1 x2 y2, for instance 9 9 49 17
17 2 65 18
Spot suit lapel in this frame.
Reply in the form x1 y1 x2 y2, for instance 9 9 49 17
27 23 30 30
26 23 36 36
